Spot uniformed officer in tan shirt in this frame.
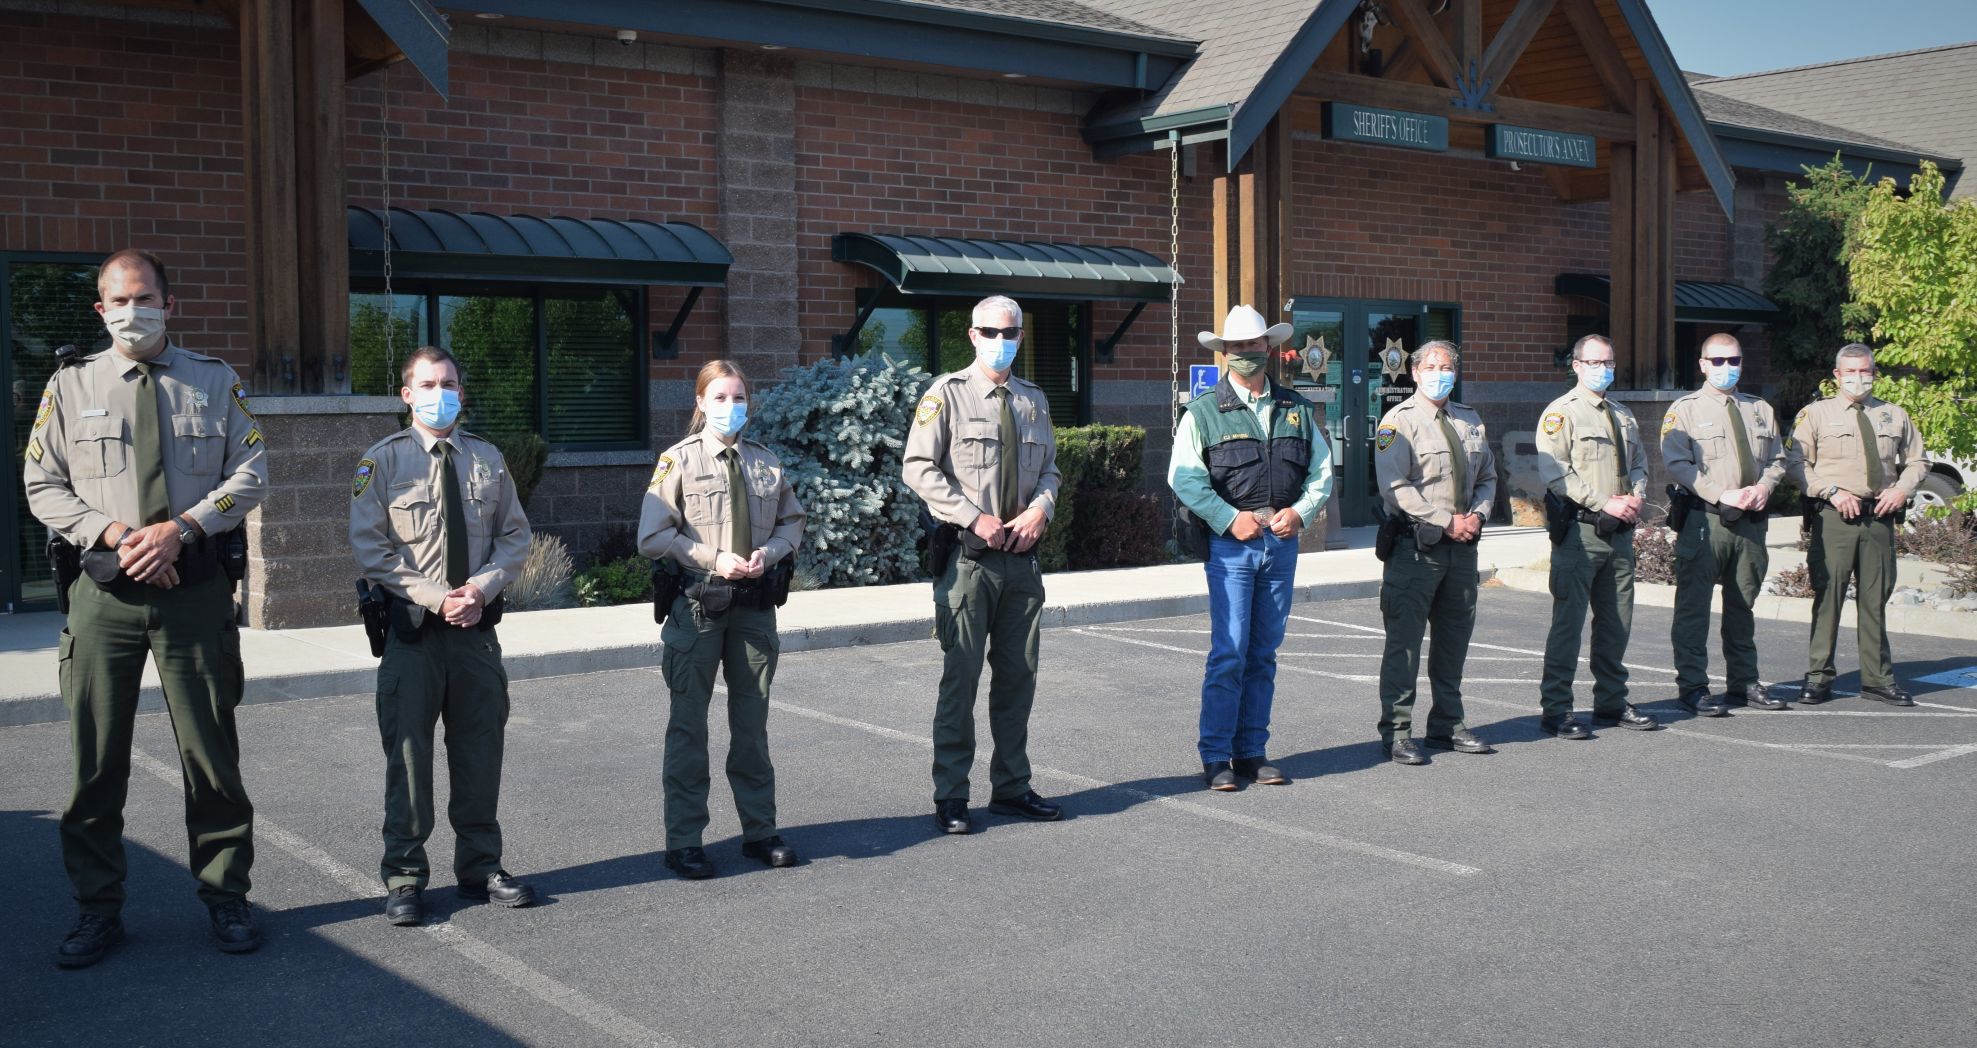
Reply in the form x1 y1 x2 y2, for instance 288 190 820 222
1786 343 1928 707
25 249 267 966
1662 333 1789 716
1534 333 1661 738
1372 340 1497 765
638 358 806 879
902 294 1063 835
350 345 533 926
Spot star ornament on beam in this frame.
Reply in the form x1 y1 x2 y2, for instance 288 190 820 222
1301 334 1331 384
1379 338 1407 381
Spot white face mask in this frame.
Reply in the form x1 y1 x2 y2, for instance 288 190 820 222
1839 373 1874 399
103 305 167 355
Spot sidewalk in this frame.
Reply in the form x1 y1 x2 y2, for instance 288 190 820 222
0 526 1556 727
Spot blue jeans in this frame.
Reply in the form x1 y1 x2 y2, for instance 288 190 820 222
1198 530 1299 764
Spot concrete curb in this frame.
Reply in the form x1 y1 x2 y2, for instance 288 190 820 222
0 577 1400 728
1492 566 1977 641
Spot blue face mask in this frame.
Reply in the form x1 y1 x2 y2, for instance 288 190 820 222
705 400 747 437
1706 363 1741 391
1418 371 1456 401
412 387 462 430
978 337 1020 373
1579 363 1615 393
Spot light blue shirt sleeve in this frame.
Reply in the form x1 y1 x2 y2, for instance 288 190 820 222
1290 423 1335 528
1167 406 1238 536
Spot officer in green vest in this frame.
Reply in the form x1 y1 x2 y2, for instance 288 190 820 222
902 295 1064 835
1535 334 1661 739
1786 343 1928 706
24 249 267 967
1372 340 1496 765
1661 333 1789 716
1168 305 1332 790
350 345 535 926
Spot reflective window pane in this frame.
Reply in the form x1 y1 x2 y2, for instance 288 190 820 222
439 294 536 446
545 291 638 445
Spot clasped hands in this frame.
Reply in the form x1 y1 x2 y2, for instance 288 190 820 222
969 506 1048 553
1227 507 1304 541
102 519 191 589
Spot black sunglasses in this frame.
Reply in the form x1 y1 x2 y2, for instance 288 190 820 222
975 326 1023 339
1704 356 1742 367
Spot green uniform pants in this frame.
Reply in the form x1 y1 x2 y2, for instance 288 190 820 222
376 619 510 890
59 573 252 917
931 549 1043 803
659 595 780 851
1541 522 1635 718
1807 506 1897 690
1377 536 1478 743
1671 510 1768 694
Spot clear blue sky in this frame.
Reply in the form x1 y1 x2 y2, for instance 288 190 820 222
1648 0 1977 77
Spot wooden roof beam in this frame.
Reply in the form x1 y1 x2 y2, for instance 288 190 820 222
1558 0 1635 112
1481 0 1559 92
1385 0 1463 89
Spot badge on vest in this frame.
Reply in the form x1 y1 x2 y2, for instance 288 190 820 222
1287 409 1301 428
191 389 209 411
473 459 492 485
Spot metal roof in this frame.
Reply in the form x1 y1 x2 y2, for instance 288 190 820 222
832 233 1179 301
1555 273 1780 325
347 207 732 286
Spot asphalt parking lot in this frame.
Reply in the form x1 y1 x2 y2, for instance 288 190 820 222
3 588 1973 1048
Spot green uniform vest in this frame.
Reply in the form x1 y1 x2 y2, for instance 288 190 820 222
1186 376 1317 511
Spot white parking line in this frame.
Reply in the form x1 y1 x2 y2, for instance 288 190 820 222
747 686 1482 879
128 748 688 1048
1889 743 1977 769
1289 615 1722 682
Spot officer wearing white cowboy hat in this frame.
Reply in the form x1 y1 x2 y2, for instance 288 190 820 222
1168 305 1333 791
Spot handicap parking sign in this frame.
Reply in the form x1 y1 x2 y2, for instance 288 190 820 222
1189 364 1219 401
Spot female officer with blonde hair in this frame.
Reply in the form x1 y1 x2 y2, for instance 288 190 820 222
637 359 806 880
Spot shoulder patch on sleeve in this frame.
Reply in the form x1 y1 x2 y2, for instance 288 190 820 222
31 385 55 435
352 458 376 499
1541 411 1565 436
1793 407 1809 431
1660 410 1677 439
649 454 676 491
914 394 943 427
232 382 255 419
1375 424 1397 451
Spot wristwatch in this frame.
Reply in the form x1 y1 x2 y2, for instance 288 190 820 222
175 516 198 546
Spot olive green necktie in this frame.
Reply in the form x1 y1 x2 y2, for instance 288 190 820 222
1602 402 1629 490
996 388 1020 517
1854 403 1886 491
1437 410 1468 516
438 443 469 587
1724 397 1755 488
722 448 752 555
131 362 170 525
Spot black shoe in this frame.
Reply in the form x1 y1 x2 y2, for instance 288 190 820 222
1678 686 1727 717
1232 756 1289 784
55 914 123 969
1799 682 1833 705
1203 761 1238 791
1728 684 1789 710
1423 729 1494 754
459 870 535 907
1591 705 1662 731
988 790 1062 821
741 835 799 868
1390 738 1428 765
209 899 261 954
1861 684 1916 707
384 886 424 926
934 799 973 835
1541 715 1590 740
665 847 717 879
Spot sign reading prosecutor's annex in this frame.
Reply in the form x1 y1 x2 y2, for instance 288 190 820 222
1322 102 1448 153
1486 124 1597 168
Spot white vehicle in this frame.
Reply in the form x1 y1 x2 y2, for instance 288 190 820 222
1917 449 1972 511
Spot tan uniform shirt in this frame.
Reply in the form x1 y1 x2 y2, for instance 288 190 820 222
1660 386 1786 504
23 341 268 548
349 426 529 614
1786 395 1928 499
902 366 1061 531
1374 393 1497 526
1537 387 1649 509
636 429 806 572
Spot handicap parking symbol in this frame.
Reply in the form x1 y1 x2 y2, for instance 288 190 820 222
1914 665 1977 690
1189 364 1219 401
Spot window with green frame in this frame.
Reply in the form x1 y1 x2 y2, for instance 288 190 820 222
348 283 645 450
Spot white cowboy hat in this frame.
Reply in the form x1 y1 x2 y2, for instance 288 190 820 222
1198 304 1293 352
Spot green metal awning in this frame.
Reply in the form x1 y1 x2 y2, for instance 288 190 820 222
832 233 1179 302
1555 273 1780 325
348 207 732 286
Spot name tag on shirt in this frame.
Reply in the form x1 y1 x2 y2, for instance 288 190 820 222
81 408 109 417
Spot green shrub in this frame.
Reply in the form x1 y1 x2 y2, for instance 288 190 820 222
751 350 931 587
1068 489 1166 568
1036 432 1090 573
1045 424 1161 571
493 431 550 508
505 532 576 611
573 554 652 607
